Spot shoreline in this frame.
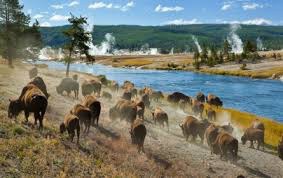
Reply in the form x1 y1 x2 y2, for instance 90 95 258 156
31 60 283 148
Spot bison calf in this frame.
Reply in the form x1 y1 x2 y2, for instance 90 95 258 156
130 119 147 153
60 113 80 144
71 104 92 134
152 108 169 131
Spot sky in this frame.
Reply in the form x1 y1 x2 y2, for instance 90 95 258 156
20 0 282 27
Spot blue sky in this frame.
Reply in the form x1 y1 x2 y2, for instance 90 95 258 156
21 0 282 27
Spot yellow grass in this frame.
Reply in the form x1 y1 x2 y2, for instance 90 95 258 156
201 66 283 79
213 106 283 148
113 59 153 67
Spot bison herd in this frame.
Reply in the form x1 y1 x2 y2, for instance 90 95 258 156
7 67 283 161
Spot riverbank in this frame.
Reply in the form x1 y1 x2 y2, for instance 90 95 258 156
94 53 283 80
0 60 283 177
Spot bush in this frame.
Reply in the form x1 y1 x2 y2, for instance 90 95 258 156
12 126 25 135
240 63 247 70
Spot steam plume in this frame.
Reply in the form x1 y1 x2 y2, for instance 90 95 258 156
227 24 243 54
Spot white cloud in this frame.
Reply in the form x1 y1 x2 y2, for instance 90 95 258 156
155 4 184 12
27 9 32 14
220 18 272 25
51 4 64 9
88 1 134 11
40 22 51 27
221 4 232 11
88 2 113 9
50 15 70 21
242 3 263 10
163 18 201 25
68 1 79 7
33 14 44 19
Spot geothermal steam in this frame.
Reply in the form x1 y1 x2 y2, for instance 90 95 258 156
88 33 116 56
192 35 202 53
256 37 264 51
227 24 243 54
39 47 64 60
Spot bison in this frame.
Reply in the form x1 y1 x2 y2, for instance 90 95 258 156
135 101 145 120
56 78 79 99
81 80 102 97
29 67 38 79
219 123 234 134
206 94 223 107
130 119 147 153
278 136 283 160
109 80 119 93
150 91 164 102
205 124 220 148
109 99 137 123
122 81 134 90
122 91 132 101
241 128 264 150
250 119 265 132
8 84 48 129
60 113 80 144
151 108 169 131
212 132 238 160
168 92 191 104
196 92 205 103
102 91 112 100
191 99 204 119
179 116 210 143
82 95 101 126
141 94 150 108
71 104 92 134
29 76 49 99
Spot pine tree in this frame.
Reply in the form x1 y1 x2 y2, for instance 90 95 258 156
0 0 31 66
200 46 208 63
63 14 91 77
223 39 232 59
193 48 200 70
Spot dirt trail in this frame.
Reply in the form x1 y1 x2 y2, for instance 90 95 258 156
0 62 282 178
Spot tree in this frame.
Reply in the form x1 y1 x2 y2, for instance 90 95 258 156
223 39 232 57
243 40 256 54
193 47 200 70
200 46 208 63
0 0 31 66
63 14 92 77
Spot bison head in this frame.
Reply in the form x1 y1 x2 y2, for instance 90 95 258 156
8 99 23 119
56 86 63 94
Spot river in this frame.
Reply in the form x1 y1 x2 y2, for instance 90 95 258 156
36 61 283 123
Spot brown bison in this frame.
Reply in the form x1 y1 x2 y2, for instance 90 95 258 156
179 99 187 111
82 95 101 126
206 108 216 121
109 80 119 92
179 116 210 143
196 92 205 103
29 76 50 99
122 80 134 90
8 84 48 129
81 80 102 97
130 119 147 153
168 92 191 104
131 88 138 97
278 136 283 160
206 94 223 107
135 101 145 120
212 132 238 160
29 67 38 79
60 113 80 144
191 99 204 119
102 91 112 100
122 91 132 101
72 74 78 81
151 108 169 131
139 87 152 96
250 119 265 132
241 128 264 150
109 99 137 123
205 124 220 148
71 104 92 134
56 78 79 99
141 94 150 108
150 91 164 102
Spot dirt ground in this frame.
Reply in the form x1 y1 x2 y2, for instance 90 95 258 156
0 61 282 178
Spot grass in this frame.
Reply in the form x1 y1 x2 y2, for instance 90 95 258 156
113 59 153 67
212 106 283 148
201 66 283 79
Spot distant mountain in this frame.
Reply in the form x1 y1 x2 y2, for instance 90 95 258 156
40 24 283 53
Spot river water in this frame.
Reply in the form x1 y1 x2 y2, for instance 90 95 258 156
36 61 283 123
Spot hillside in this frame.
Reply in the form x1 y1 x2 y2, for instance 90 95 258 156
40 24 283 53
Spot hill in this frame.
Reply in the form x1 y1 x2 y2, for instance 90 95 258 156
40 24 283 53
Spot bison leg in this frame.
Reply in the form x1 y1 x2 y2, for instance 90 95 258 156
24 110 29 123
34 112 39 126
250 140 254 148
76 125 80 144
